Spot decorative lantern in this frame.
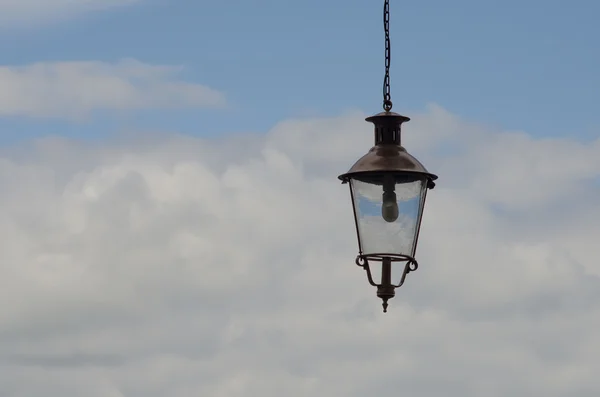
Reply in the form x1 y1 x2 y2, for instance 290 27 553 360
339 112 437 312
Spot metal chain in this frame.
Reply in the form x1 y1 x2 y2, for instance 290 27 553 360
383 0 393 112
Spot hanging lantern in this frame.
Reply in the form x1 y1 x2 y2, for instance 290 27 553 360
338 0 438 312
339 112 437 312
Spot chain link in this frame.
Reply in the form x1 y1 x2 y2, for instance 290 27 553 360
383 0 393 112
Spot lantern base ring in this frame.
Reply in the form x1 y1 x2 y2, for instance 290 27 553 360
355 253 419 312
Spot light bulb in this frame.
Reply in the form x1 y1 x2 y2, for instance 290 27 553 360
381 191 399 222
381 175 398 223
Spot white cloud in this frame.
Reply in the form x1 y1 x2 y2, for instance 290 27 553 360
0 0 139 26
0 59 225 120
0 105 599 396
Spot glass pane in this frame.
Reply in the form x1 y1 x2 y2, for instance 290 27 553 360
350 177 426 256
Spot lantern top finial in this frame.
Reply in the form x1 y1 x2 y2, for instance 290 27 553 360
366 111 410 145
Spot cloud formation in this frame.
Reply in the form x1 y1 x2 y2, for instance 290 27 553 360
0 59 225 120
0 105 599 396
0 0 139 26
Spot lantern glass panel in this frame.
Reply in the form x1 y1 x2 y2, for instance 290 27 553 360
350 175 427 256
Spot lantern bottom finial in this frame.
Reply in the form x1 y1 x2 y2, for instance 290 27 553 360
377 283 395 314
382 299 389 313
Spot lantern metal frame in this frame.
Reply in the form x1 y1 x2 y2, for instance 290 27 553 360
339 111 438 312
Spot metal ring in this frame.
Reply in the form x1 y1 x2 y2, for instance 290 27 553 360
383 100 393 112
355 255 368 268
357 253 415 263
408 259 419 272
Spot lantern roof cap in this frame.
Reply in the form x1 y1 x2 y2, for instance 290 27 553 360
338 112 438 187
365 111 410 124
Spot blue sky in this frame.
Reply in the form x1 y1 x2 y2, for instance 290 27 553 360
0 0 599 144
